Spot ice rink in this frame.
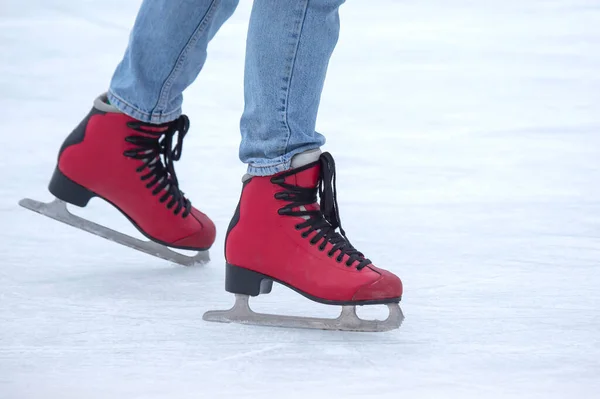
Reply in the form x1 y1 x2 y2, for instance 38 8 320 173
1 1 599 398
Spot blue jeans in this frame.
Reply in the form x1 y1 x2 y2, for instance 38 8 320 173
108 0 345 176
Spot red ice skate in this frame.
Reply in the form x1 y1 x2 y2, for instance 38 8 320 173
19 95 215 265
204 151 404 331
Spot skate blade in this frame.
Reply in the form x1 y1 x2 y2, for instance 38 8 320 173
18 198 209 266
203 294 404 332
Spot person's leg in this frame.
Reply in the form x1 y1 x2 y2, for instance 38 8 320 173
239 0 344 175
221 0 403 328
48 0 239 255
109 0 240 124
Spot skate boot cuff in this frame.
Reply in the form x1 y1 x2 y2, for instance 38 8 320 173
93 93 122 114
290 148 322 168
242 149 322 182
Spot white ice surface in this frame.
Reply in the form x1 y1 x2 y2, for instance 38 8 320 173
1 1 600 398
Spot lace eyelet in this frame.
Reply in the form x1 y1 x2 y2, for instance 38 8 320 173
301 232 309 238
295 225 302 230
336 256 344 263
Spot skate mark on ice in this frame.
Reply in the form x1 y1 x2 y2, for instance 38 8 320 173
209 344 288 364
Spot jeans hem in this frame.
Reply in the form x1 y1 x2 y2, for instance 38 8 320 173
245 144 323 176
246 159 292 176
107 90 182 124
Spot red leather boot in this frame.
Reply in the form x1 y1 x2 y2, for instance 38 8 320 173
47 95 216 251
224 151 402 305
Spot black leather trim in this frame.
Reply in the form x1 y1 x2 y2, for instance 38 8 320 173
58 107 106 158
224 178 251 259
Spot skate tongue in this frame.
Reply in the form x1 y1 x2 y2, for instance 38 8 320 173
281 163 320 213
288 149 322 188
289 165 320 212
289 164 320 189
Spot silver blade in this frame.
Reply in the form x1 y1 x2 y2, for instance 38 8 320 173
19 198 209 266
203 294 404 332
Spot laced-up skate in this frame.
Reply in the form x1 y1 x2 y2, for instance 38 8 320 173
204 151 404 332
19 94 215 265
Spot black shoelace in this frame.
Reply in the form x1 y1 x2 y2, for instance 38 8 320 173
271 152 372 270
123 115 192 217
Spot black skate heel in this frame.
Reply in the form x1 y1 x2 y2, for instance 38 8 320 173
48 167 96 207
225 263 273 296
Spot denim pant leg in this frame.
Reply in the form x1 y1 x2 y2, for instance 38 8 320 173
240 0 346 176
108 0 239 124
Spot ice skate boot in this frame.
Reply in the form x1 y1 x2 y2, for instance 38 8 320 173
19 94 215 265
204 150 404 331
